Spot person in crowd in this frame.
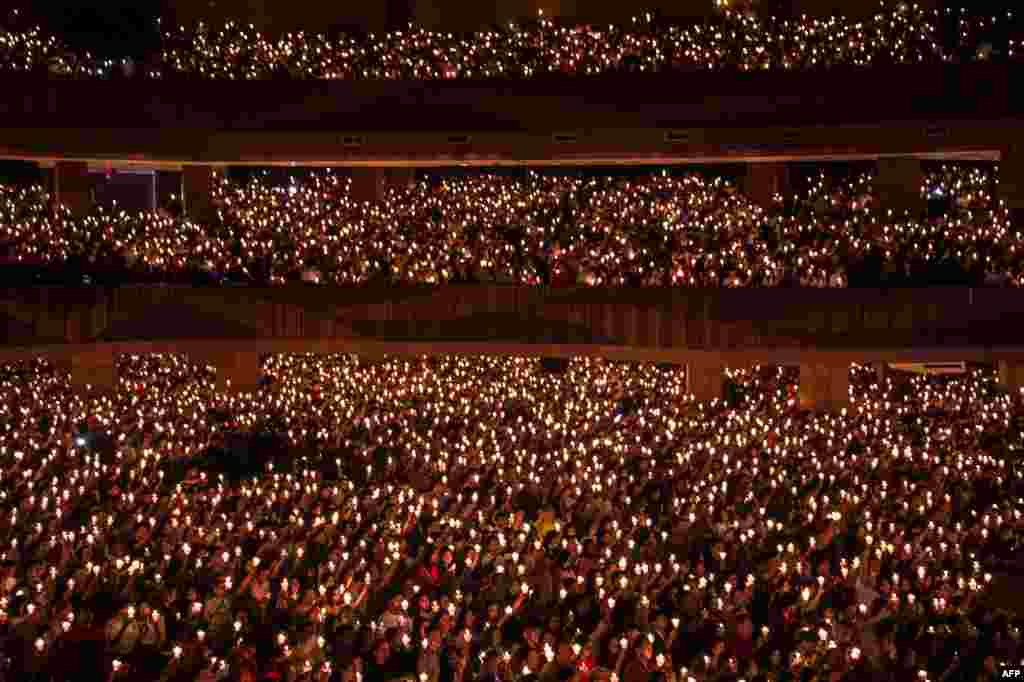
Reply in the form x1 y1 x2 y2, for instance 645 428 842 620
0 164 1019 290
0 352 1020 681
1 4 1019 80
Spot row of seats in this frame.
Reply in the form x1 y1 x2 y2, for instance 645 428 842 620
0 353 1018 682
0 4 1021 79
0 165 1014 288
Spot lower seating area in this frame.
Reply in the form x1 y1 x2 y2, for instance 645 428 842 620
0 353 1019 681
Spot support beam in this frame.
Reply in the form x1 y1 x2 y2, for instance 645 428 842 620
875 361 889 388
687 358 724 403
357 348 392 366
350 169 380 202
875 158 925 217
999 150 1024 227
350 167 416 202
199 351 263 395
742 162 790 208
69 349 118 395
33 302 70 342
52 161 93 215
157 170 184 212
181 165 215 223
999 360 1024 396
799 362 850 412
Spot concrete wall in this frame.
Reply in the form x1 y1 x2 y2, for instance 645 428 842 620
52 161 92 215
199 350 263 394
69 348 118 394
92 170 157 213
798 361 850 411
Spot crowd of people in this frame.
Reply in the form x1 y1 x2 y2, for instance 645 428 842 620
0 163 1017 287
0 352 1020 682
0 4 1021 79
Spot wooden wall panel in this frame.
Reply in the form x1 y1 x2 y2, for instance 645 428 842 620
6 286 1024 352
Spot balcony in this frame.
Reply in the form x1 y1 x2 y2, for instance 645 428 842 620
0 64 1018 165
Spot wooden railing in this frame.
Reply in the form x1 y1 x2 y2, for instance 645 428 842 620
3 286 1024 351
